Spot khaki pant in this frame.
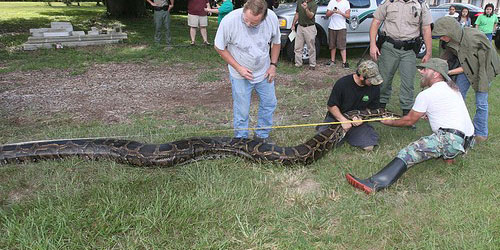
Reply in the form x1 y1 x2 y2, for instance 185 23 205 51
378 41 417 110
294 25 317 67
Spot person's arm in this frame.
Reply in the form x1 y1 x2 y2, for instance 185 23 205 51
301 2 315 20
369 18 382 61
421 24 432 63
448 66 464 75
215 47 254 80
265 43 281 82
168 0 174 11
291 12 299 30
146 0 157 6
381 110 423 127
327 105 358 131
205 7 220 14
340 8 350 19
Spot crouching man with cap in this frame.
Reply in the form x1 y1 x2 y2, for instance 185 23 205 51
346 58 474 194
316 60 383 151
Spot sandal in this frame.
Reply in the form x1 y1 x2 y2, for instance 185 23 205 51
203 41 211 46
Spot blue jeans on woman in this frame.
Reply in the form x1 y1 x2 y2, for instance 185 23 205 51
230 76 277 138
455 73 489 137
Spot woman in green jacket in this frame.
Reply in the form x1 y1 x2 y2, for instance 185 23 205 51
433 16 500 142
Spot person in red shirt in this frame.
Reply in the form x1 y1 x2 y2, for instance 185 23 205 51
188 0 211 45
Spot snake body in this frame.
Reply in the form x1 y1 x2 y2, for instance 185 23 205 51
0 109 397 167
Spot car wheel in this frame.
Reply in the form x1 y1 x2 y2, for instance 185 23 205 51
286 35 321 64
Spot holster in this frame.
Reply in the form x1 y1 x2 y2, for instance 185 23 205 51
463 136 474 151
376 31 387 51
412 36 424 55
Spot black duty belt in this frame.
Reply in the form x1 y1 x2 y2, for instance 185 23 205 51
440 128 465 139
386 37 416 51
153 5 169 11
300 23 315 27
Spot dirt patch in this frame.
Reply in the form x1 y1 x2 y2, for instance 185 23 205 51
0 60 350 125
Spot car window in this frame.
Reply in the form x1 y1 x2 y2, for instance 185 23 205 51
350 0 370 8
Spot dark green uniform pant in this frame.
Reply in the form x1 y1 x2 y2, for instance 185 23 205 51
378 42 417 111
154 10 171 45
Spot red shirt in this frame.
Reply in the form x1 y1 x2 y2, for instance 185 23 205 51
188 0 208 16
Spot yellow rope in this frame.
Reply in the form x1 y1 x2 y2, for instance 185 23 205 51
195 117 400 134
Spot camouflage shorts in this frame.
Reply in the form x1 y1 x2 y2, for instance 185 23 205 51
397 130 466 167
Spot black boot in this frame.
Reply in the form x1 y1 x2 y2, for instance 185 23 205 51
402 109 416 129
346 158 407 194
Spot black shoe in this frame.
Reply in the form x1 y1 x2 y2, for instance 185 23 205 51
342 62 349 68
346 158 407 194
325 60 336 66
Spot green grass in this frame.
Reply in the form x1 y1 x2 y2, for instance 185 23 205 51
1 2 500 249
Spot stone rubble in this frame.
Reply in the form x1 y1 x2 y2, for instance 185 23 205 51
23 22 127 50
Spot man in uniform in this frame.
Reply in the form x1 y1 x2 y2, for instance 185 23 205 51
146 0 174 46
346 58 474 194
369 0 432 123
316 60 383 151
291 0 318 69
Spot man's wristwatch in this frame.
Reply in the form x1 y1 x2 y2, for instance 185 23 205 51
270 62 278 68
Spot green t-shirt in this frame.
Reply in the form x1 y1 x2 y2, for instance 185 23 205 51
296 0 317 26
475 14 498 34
218 1 234 24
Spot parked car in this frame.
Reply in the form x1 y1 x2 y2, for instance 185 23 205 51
430 3 484 26
275 0 383 62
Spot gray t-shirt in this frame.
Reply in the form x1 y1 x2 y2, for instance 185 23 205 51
215 8 281 83
154 0 168 7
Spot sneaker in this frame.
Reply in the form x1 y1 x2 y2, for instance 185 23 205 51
325 60 336 66
309 66 316 70
342 62 349 68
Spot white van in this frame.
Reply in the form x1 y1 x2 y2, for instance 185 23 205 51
275 0 384 61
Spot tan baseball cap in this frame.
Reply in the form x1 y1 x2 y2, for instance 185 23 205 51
417 58 452 82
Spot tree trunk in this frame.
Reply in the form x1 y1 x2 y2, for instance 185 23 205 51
106 0 147 18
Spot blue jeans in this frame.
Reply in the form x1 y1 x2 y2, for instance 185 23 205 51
456 73 489 137
485 33 493 41
230 76 277 138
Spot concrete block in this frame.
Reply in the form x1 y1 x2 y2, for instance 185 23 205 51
71 31 85 36
50 22 73 32
43 31 71 37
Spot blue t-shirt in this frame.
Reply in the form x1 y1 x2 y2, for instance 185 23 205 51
218 1 234 23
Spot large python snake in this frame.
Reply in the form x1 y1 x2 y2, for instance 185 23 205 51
0 109 398 167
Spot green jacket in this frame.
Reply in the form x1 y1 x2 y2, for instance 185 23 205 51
433 17 500 92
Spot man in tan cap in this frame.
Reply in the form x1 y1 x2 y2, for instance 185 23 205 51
346 58 474 194
316 60 383 151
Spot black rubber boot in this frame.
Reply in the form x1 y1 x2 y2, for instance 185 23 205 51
346 158 408 194
402 109 416 129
